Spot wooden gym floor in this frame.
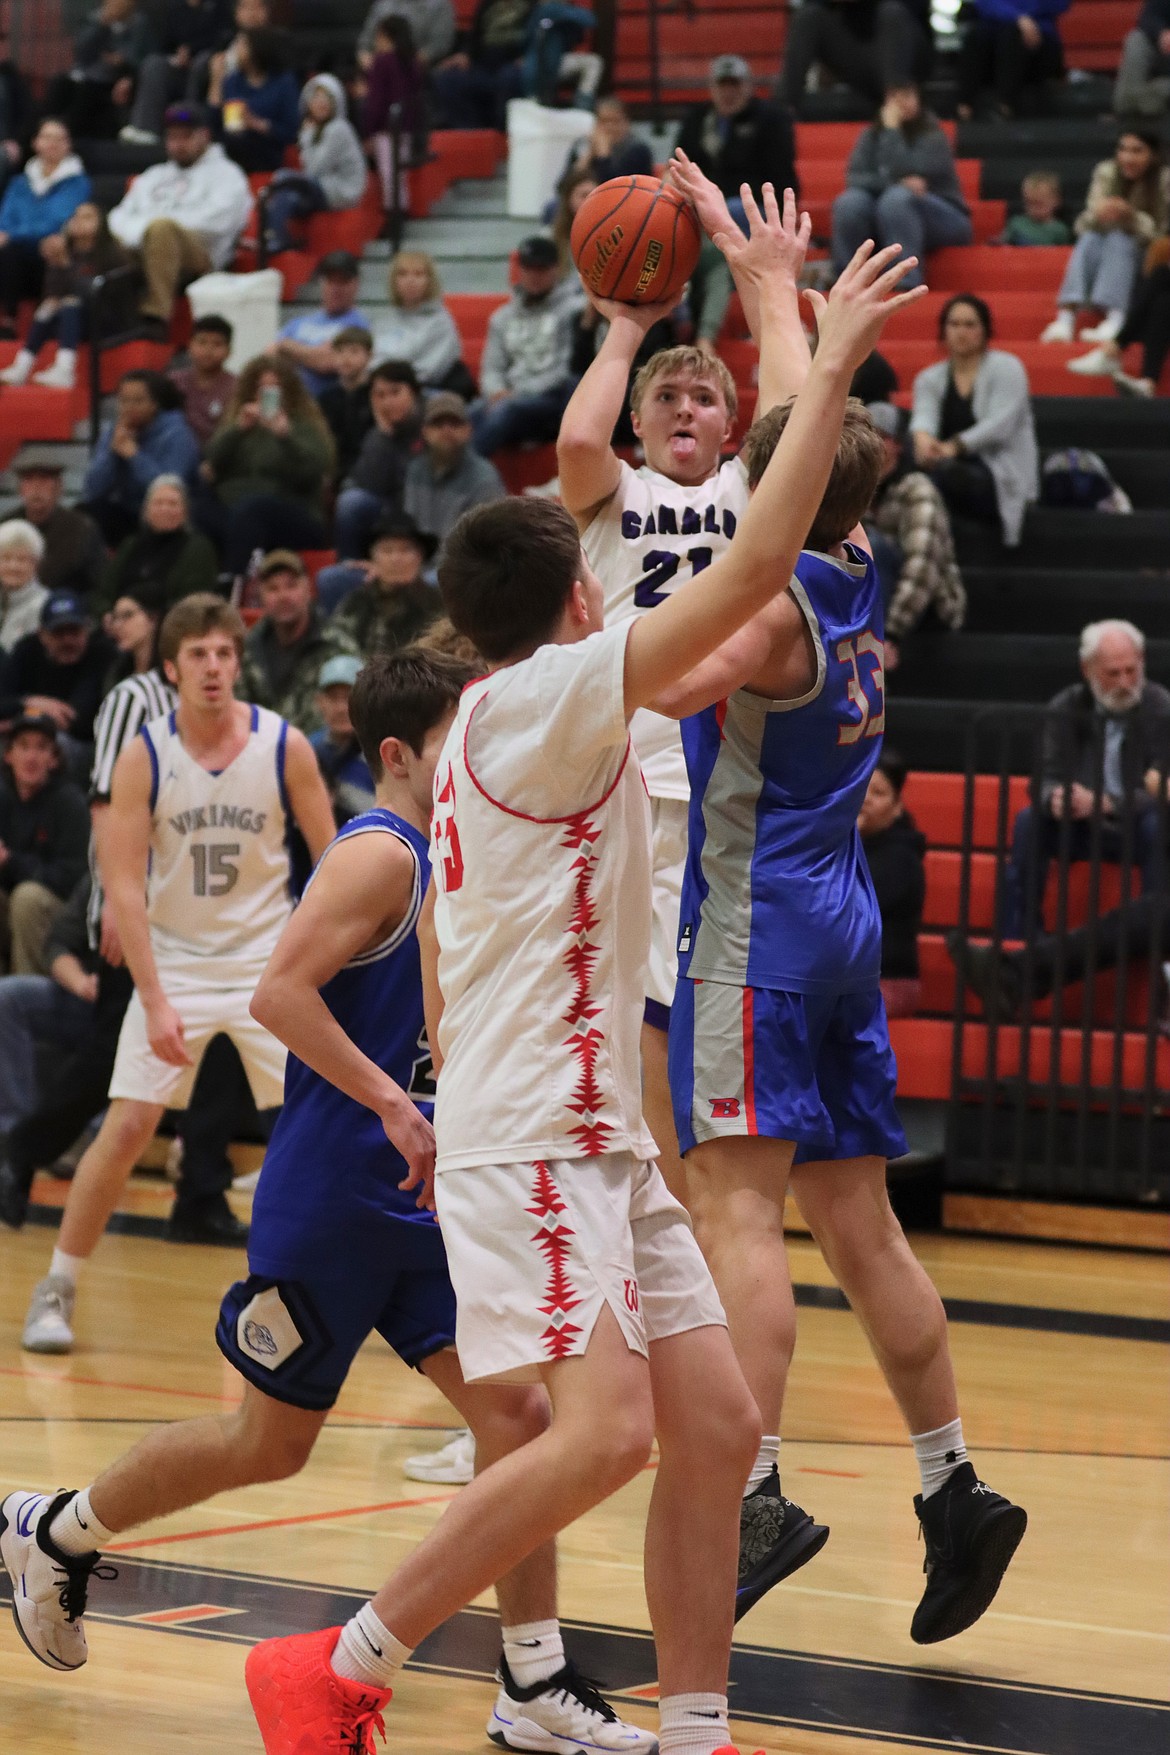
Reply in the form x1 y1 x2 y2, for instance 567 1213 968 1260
1 1191 1168 1755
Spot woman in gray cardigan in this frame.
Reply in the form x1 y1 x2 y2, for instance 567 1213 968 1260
831 85 973 285
263 74 369 254
910 294 1039 547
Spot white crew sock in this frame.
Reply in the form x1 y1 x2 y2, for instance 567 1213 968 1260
331 1602 411 1690
659 1692 730 1755
911 1418 968 1499
49 1486 114 1556
502 1618 564 1689
744 1434 780 1497
49 1248 84 1287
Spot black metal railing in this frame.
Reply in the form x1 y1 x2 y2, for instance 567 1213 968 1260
946 706 1168 1204
85 263 142 447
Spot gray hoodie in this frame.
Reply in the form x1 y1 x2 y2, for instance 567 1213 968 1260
845 120 969 213
479 279 585 400
371 297 462 385
299 75 369 211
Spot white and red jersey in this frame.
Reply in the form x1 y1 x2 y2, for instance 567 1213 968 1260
582 455 750 801
430 621 658 1174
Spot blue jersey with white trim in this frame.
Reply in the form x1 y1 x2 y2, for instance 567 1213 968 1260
677 543 885 996
249 808 438 1274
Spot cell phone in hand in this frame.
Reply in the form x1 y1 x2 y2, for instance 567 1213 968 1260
259 385 282 421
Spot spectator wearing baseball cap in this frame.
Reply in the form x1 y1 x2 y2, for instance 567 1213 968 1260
405 392 505 545
472 236 584 457
273 250 371 398
777 0 932 114
12 453 106 601
238 550 361 736
0 591 116 767
0 712 89 976
309 652 375 825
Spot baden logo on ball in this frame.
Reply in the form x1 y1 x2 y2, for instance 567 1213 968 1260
570 175 702 307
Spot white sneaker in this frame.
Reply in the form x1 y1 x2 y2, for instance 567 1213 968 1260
403 1427 475 1483
0 351 33 385
118 125 159 145
22 1275 76 1353
32 355 76 389
1040 311 1076 343
0 1490 111 1670
1114 370 1155 398
1079 310 1125 343
1066 345 1120 377
487 1658 659 1755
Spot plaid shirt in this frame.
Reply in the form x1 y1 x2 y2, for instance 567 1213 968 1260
870 470 966 643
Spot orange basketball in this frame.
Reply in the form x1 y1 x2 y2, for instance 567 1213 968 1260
570 175 702 307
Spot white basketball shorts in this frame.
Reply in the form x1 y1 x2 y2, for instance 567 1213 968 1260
109 984 287 1111
435 1151 725 1384
646 795 689 1016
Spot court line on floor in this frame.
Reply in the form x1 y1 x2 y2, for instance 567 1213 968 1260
104 1491 459 1552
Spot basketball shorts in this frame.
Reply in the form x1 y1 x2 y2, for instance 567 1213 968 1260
108 984 286 1111
645 795 689 1026
435 1151 725 1385
216 1220 457 1410
669 978 908 1165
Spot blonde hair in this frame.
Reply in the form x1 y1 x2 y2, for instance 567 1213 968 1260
630 345 738 421
388 250 441 307
1022 169 1061 197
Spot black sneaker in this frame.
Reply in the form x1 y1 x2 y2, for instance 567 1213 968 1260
911 1461 1027 1644
735 1465 829 1623
0 1155 32 1230
166 1196 249 1247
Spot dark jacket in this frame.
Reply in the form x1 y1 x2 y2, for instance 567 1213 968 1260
332 578 442 659
0 629 117 743
0 57 33 150
1038 680 1170 812
45 872 97 971
675 95 798 203
862 809 926 979
817 0 932 37
0 769 90 900
43 234 140 340
220 67 301 150
346 419 419 500
361 47 426 139
458 0 537 68
29 505 107 599
82 409 202 515
206 416 334 513
156 0 232 57
238 607 359 735
73 9 155 80
319 379 375 479
98 525 220 612
1136 0 1170 45
845 117 969 212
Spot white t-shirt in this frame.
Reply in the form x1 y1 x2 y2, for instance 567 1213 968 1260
430 622 658 1173
582 455 751 801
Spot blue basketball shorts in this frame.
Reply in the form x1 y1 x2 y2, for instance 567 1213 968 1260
216 1221 457 1411
668 977 908 1165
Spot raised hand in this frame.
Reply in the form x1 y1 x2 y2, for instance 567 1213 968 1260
586 290 679 331
804 240 926 374
669 147 738 243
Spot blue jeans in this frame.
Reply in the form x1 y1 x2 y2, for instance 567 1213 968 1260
315 560 367 614
0 975 93 1137
264 172 329 252
831 186 973 285
1000 803 1163 938
471 382 575 457
1057 229 1143 314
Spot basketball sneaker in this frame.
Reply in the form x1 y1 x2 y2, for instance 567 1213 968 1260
488 1657 659 1754
246 1627 392 1754
403 1428 475 1484
0 1489 115 1671
21 1275 76 1353
911 1462 1027 1644
735 1466 829 1622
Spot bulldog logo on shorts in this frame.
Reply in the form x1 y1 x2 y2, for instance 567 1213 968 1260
243 1321 278 1357
236 1286 304 1370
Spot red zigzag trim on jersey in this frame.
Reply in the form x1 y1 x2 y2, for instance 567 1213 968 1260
561 811 614 1157
527 1161 584 1360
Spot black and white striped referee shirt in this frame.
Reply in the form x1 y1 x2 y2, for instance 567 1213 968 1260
87 668 177 947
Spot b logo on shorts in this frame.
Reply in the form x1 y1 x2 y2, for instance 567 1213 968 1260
710 1097 740 1119
623 1277 640 1315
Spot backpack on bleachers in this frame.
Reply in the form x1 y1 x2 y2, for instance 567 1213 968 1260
1041 449 1132 515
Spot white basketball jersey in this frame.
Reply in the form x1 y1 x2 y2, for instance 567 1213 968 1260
430 623 658 1174
141 704 293 989
583 455 750 801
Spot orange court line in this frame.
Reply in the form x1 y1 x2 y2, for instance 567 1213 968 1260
796 1466 864 1479
107 1492 459 1552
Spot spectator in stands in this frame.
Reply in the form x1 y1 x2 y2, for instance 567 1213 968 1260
371 249 464 390
168 312 237 448
360 16 427 210
44 0 154 142
778 0 932 111
120 0 233 146
202 354 335 574
261 74 367 257
108 101 253 336
858 748 926 1018
864 402 966 672
0 201 135 392
81 368 201 547
0 120 91 340
357 0 457 69
332 515 441 657
99 475 219 609
404 391 506 546
209 24 299 173
1040 131 1169 346
910 294 1039 546
997 168 1071 245
999 620 1170 938
100 581 165 692
554 97 653 202
273 250 370 397
318 326 375 479
520 2 601 110
0 873 98 1141
239 549 358 734
431 0 535 129
831 84 972 286
309 652 375 824
202 0 290 101
550 167 598 274
1114 0 1170 119
334 358 423 558
12 457 105 600
0 590 116 762
0 34 32 204
0 713 89 974
1069 236 1170 396
955 0 1067 121
472 233 582 456
0 522 50 655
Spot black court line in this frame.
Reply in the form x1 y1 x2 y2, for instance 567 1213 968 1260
2 1557 1166 1755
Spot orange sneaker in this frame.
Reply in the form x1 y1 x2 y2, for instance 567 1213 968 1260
245 1626 392 1753
711 1746 765 1755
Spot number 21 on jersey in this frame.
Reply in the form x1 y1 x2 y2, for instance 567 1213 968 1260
836 632 885 745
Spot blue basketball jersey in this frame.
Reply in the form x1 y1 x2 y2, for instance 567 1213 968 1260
677 543 885 996
249 808 438 1277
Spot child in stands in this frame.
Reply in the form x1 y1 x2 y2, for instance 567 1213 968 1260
1000 170 1071 246
0 202 134 391
167 314 237 451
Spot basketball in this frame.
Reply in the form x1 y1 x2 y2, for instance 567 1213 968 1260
570 175 702 307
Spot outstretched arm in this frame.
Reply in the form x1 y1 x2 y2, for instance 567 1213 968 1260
557 293 676 527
